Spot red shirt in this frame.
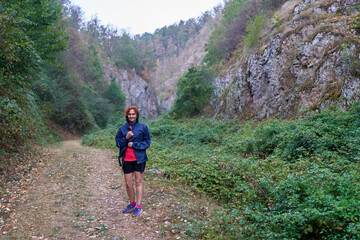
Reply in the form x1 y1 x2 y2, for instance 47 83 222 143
124 126 137 161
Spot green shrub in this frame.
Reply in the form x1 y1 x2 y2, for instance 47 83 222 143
0 94 44 154
274 106 360 163
243 11 267 50
237 119 284 157
82 125 117 149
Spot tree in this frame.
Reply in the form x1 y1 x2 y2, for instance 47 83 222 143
0 0 68 96
105 75 126 112
48 69 96 133
171 67 214 118
82 85 112 128
85 44 105 89
105 75 127 126
63 4 84 30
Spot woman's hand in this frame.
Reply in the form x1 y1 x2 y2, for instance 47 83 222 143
128 142 133 148
126 131 134 139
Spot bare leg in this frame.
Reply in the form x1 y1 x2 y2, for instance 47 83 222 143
134 171 144 206
124 173 135 203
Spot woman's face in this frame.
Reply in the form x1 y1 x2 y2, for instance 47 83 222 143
128 109 137 123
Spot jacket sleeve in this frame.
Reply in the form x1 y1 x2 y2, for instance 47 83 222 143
132 124 151 150
115 126 129 148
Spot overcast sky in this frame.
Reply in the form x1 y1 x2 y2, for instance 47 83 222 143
70 0 224 35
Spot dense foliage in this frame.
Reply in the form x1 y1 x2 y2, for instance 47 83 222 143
83 103 360 239
0 0 68 95
0 0 68 154
170 67 214 118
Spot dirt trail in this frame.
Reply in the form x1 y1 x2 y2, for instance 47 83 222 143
4 140 165 239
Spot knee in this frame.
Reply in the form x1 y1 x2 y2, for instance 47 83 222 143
135 178 143 186
125 180 133 189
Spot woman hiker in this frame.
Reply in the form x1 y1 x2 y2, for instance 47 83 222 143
115 106 151 217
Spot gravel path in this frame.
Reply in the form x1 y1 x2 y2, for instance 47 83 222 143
4 140 164 239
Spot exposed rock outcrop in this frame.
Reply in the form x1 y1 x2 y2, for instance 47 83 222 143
105 66 158 119
212 0 360 120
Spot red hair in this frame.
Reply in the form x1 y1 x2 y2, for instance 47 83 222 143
124 106 138 117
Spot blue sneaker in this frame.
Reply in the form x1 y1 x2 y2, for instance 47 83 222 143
133 207 143 217
123 203 136 213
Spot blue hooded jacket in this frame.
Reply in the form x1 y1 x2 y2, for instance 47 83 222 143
115 113 151 165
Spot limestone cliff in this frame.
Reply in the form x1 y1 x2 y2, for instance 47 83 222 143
212 0 360 120
105 65 158 119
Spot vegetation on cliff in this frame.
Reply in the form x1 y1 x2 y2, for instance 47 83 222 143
203 0 288 67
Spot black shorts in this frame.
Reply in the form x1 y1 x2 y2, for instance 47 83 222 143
122 161 146 174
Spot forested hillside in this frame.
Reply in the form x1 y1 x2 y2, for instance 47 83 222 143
0 0 218 157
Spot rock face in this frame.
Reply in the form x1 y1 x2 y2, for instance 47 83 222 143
212 0 360 120
105 66 158 119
